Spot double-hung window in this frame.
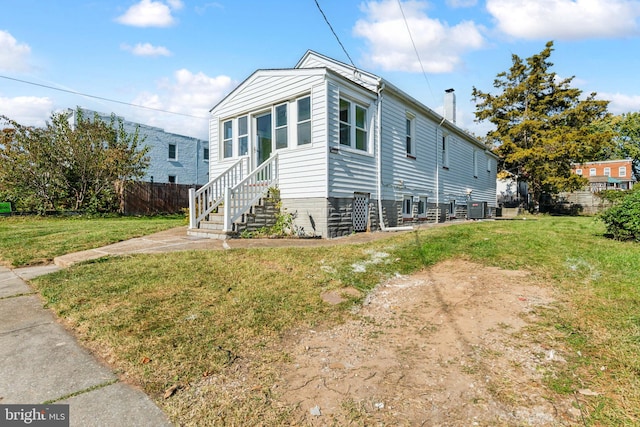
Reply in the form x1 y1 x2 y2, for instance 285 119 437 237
590 168 596 176
339 98 368 151
406 114 415 157
223 120 233 158
168 143 177 160
473 150 479 177
619 166 627 177
238 116 248 156
275 104 288 149
442 136 449 167
604 167 611 176
576 168 582 175
297 96 311 145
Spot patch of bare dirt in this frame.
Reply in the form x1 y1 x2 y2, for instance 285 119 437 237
277 260 582 426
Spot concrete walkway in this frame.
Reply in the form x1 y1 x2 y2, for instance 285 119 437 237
0 265 171 426
1 223 449 426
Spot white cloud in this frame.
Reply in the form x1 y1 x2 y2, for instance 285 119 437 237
487 0 640 40
0 30 31 72
0 96 53 126
130 69 236 139
116 0 182 27
598 92 640 114
121 42 172 57
354 0 485 73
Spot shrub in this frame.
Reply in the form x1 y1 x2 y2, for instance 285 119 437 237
599 190 640 241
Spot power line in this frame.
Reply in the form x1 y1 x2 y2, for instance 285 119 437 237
313 0 358 70
397 0 434 101
0 74 208 119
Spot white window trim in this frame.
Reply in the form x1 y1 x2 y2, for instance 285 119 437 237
589 168 597 176
576 168 582 175
222 120 233 159
619 166 627 177
338 96 371 153
402 195 413 218
473 150 479 178
238 116 249 156
275 103 288 150
417 196 427 218
168 143 177 161
406 112 416 157
442 135 450 168
604 167 611 176
297 95 312 146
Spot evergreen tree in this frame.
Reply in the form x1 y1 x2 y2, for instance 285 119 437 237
472 41 612 210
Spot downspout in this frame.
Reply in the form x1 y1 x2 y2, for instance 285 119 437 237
436 117 445 222
376 81 413 232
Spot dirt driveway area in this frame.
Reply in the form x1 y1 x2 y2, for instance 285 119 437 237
276 260 584 426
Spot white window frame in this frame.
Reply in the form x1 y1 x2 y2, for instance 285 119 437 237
297 96 312 145
222 120 233 159
402 196 413 218
417 196 427 218
589 168 597 176
619 166 627 177
238 116 248 156
575 168 582 175
339 97 368 152
406 113 415 157
275 103 288 149
442 135 449 168
473 150 479 178
604 167 611 176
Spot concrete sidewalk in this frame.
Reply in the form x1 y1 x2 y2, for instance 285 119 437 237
53 225 416 267
0 265 171 427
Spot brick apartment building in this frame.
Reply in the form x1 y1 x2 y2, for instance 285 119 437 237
572 159 635 192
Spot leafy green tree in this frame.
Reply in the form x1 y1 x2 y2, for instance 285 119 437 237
603 112 640 181
0 117 67 212
472 41 612 210
0 108 149 213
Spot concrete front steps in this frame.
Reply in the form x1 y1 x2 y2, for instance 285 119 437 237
187 193 280 240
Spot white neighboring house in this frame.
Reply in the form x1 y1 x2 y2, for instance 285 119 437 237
68 108 209 185
189 51 498 238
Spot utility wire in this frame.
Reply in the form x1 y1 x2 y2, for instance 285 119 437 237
397 0 434 102
313 0 358 70
0 74 208 119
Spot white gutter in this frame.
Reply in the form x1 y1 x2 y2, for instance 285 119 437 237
376 81 413 232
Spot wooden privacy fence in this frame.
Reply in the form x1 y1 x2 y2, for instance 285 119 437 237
124 182 199 215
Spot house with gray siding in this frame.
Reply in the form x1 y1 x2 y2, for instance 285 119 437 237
188 51 497 238
69 108 209 185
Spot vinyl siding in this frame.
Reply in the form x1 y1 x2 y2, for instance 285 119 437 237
327 81 378 198
209 70 328 198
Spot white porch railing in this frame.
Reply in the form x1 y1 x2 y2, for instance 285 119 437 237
189 157 247 229
223 154 278 232
188 154 279 232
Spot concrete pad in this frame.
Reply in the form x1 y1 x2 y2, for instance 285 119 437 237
0 319 116 404
0 295 52 333
62 382 172 427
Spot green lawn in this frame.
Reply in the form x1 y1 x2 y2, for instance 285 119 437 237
17 216 640 425
0 215 186 266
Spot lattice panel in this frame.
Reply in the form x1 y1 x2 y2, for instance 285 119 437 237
352 194 369 232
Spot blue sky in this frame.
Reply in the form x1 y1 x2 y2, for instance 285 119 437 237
2 0 640 140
